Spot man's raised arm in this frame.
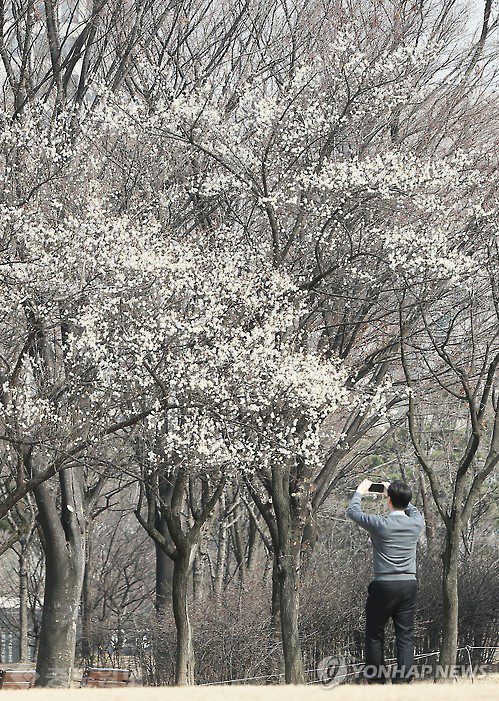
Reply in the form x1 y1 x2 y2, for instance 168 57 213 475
404 501 424 530
346 479 384 534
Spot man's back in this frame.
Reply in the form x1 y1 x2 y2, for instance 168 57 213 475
347 493 424 579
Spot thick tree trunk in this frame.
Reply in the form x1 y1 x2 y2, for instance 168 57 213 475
36 553 84 686
33 466 85 687
438 525 460 678
152 518 174 684
172 548 195 685
270 556 285 680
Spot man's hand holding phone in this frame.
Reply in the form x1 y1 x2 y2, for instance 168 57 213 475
356 479 391 495
357 478 373 495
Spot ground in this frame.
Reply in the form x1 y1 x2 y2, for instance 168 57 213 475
1 677 498 701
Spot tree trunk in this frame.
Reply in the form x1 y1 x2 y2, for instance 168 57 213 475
33 466 85 687
271 556 280 630
18 538 29 662
272 463 305 684
152 516 175 684
231 502 246 587
419 472 436 546
214 493 228 595
80 521 94 665
172 548 195 685
153 479 175 613
438 524 460 677
192 547 205 601
155 534 174 613
301 514 318 572
276 545 303 683
36 553 84 685
247 511 266 576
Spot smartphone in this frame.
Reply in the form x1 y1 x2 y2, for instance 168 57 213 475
368 483 385 493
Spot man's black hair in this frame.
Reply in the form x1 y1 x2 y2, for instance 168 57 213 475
388 480 412 509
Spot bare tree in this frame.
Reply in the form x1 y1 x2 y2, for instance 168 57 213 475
400 262 499 673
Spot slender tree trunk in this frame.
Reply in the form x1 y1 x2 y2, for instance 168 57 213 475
301 515 318 572
214 493 228 596
276 543 303 683
419 472 436 546
192 547 205 601
272 463 305 684
80 521 94 665
19 538 29 662
271 556 280 630
231 502 246 587
438 524 460 677
172 547 195 685
247 512 266 575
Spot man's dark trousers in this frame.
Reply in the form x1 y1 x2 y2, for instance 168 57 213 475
364 579 417 683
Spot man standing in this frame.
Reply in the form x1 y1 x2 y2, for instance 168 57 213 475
347 478 424 683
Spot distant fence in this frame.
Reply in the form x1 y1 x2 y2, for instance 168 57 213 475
196 645 498 686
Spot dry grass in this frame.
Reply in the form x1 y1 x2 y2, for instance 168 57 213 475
1 677 498 701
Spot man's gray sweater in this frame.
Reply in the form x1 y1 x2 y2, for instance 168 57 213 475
347 492 424 581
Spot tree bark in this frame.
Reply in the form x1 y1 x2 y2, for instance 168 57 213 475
192 546 206 602
154 475 175 613
419 471 437 546
35 551 84 685
271 556 280 630
231 499 247 587
33 465 85 687
438 524 460 677
80 520 94 665
172 547 195 686
18 538 29 662
155 518 174 613
272 463 305 684
277 546 303 684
